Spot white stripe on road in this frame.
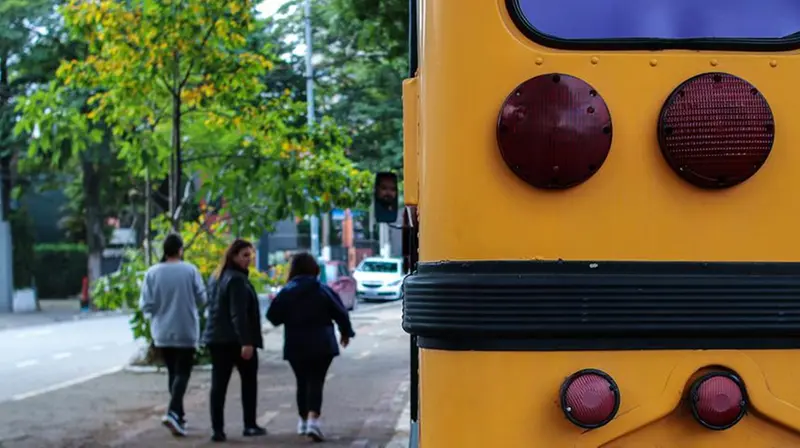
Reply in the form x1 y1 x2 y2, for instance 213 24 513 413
53 352 72 360
355 350 371 359
88 345 104 351
13 328 54 339
11 365 123 402
15 359 39 368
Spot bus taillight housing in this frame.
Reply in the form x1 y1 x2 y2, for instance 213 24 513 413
658 72 775 189
497 74 613 190
689 372 747 430
560 369 620 429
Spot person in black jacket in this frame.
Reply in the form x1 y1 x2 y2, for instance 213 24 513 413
266 252 356 442
202 239 266 442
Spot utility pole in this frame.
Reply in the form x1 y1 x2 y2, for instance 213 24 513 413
304 0 321 257
0 176 13 313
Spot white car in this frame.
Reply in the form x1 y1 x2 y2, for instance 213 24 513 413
352 257 404 301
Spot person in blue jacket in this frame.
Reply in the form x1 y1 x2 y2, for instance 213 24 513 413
266 252 356 442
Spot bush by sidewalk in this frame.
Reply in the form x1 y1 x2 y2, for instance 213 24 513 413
33 243 87 299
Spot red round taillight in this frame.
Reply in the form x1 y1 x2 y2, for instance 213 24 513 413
560 369 620 429
689 372 747 430
496 74 613 190
658 72 775 189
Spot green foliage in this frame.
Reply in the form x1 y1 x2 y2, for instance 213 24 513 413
92 213 280 365
9 207 36 289
265 0 406 175
33 243 87 298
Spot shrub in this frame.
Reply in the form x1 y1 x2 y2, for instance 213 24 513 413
9 208 36 290
93 215 279 366
34 243 87 298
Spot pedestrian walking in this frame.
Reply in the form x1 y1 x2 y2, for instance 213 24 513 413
203 239 266 442
266 252 356 442
139 233 207 437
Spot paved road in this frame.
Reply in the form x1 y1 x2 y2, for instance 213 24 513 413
0 315 138 403
0 299 409 447
0 300 399 405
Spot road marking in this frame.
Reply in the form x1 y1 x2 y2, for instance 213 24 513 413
258 410 279 427
15 359 39 368
11 365 123 402
13 328 54 339
326 373 335 381
53 352 72 360
355 350 371 359
88 345 104 351
279 402 292 409
373 342 380 348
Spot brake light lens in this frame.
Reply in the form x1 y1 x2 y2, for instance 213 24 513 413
689 372 747 430
560 369 620 429
658 72 775 189
496 74 613 190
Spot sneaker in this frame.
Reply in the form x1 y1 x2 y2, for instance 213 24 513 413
306 419 325 442
161 411 187 437
243 425 267 437
297 418 308 435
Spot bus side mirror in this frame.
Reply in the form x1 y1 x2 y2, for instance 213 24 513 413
374 172 399 223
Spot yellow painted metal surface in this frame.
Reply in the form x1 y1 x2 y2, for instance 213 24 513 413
416 0 800 263
409 0 800 446
419 349 800 447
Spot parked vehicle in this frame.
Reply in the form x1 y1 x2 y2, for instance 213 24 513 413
323 260 358 311
352 257 404 301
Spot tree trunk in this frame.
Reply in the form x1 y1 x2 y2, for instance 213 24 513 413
169 52 182 229
0 53 12 221
144 168 152 266
83 159 105 308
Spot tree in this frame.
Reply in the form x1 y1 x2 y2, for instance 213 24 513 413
0 0 68 219
265 0 407 174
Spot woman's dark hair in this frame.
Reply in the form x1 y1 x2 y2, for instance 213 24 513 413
160 233 184 262
212 238 254 279
287 252 320 282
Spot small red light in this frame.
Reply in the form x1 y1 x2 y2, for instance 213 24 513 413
690 372 747 430
560 369 620 429
658 72 775 189
496 74 613 190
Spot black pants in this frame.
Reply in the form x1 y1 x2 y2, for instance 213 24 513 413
289 356 333 418
160 347 195 420
208 344 259 432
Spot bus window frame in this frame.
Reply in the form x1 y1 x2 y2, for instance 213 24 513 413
506 0 800 51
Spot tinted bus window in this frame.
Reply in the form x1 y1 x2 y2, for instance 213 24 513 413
512 0 800 39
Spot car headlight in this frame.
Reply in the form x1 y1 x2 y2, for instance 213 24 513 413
388 279 402 287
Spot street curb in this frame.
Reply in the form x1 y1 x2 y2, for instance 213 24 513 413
123 364 213 374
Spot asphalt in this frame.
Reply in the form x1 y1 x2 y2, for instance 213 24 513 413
0 314 138 403
0 300 410 448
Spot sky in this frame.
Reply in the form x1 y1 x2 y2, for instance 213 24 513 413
256 0 291 18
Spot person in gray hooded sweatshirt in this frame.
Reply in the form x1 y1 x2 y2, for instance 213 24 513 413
139 233 207 437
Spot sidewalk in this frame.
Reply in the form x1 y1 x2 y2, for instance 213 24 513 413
0 299 130 331
0 303 411 448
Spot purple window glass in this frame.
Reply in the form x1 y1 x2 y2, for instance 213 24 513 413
513 0 800 40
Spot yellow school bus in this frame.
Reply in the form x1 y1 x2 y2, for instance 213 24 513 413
398 0 800 446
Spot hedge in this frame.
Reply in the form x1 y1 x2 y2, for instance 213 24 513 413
10 209 36 289
34 243 87 298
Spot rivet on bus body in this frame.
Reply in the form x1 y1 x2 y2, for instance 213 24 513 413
535 57 544 65
710 59 719 66
649 59 658 67
770 60 778 68
591 57 599 65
